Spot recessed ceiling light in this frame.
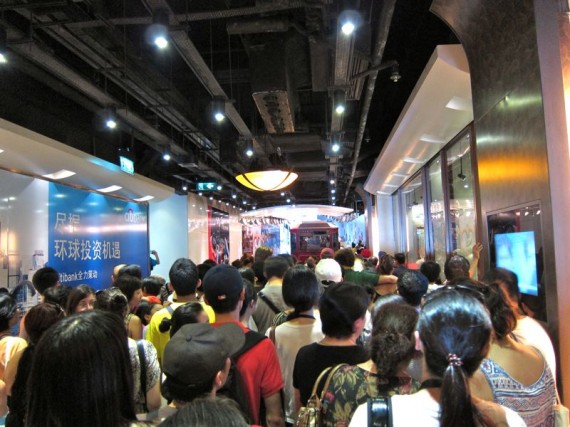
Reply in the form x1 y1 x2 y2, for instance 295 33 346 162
445 96 472 111
42 170 76 180
403 157 425 164
0 149 4 154
134 195 154 202
98 185 123 193
419 134 445 144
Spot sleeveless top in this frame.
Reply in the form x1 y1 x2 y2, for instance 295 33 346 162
479 354 556 427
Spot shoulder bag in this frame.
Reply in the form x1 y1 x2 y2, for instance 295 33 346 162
295 363 346 427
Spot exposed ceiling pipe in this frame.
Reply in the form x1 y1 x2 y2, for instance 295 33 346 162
61 1 325 30
343 0 397 204
141 0 273 163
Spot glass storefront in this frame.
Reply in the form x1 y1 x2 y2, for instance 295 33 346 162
400 174 424 266
446 132 476 263
396 126 477 270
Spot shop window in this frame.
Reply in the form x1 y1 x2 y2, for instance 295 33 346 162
446 132 476 263
428 157 446 276
400 174 424 266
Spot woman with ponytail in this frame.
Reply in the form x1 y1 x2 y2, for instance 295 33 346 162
321 301 420 426
349 288 525 426
469 279 556 426
268 265 324 425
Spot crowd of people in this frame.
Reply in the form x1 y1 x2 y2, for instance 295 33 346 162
0 243 558 426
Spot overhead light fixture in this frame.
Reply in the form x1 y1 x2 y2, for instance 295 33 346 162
198 192 203 196
331 189 336 194
134 195 154 202
339 10 361 36
98 185 123 193
146 9 169 49
232 193 237 199
163 152 171 161
42 170 76 180
212 98 226 122
330 178 335 185
244 139 254 157
182 184 188 191
333 90 346 115
102 108 118 129
332 142 340 153
236 169 298 192
390 63 401 83
0 27 8 64
216 184 222 191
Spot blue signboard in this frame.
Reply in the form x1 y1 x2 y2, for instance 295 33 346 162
48 183 149 289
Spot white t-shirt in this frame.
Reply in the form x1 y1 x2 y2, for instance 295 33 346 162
513 316 556 379
266 318 324 424
349 390 527 427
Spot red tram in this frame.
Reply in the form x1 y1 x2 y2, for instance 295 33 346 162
290 221 339 262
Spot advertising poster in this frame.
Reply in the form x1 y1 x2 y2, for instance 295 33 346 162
48 183 149 289
209 207 230 264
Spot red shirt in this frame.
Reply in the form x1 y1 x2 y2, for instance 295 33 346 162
213 321 283 424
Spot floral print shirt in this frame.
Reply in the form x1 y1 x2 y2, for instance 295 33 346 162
321 364 419 427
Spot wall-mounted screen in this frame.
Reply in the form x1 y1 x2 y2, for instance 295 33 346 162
494 231 538 296
487 203 545 320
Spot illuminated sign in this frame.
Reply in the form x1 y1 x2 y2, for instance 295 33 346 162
196 182 217 191
119 155 135 175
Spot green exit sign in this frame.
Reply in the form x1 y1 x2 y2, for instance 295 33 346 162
196 182 217 191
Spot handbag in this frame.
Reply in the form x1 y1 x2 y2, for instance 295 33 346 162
554 391 569 427
295 364 346 427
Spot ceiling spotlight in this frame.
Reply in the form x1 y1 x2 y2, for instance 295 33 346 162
217 184 222 191
105 118 117 129
198 192 203 196
330 179 335 185
232 193 237 199
0 27 8 64
163 152 171 161
339 10 361 36
341 22 355 35
212 99 226 122
331 189 336 194
103 108 118 129
182 184 188 191
332 196 336 200
390 63 401 83
332 142 340 153
244 139 254 157
286 198 291 203
146 9 169 49
333 90 346 115
281 192 285 196
242 200 247 205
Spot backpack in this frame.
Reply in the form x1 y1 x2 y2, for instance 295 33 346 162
295 364 346 427
218 330 267 424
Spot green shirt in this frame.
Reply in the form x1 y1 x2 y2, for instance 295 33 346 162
343 269 379 287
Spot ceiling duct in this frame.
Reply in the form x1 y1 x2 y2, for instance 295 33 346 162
250 38 295 134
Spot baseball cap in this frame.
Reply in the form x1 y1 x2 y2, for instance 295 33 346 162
361 248 372 259
320 248 334 259
315 259 343 284
203 264 244 303
162 322 245 400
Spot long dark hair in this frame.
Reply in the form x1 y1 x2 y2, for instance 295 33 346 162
370 303 418 387
26 310 136 427
419 290 492 427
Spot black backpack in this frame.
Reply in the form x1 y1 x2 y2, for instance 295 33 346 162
218 330 267 424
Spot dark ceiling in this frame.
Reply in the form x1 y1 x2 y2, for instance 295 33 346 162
0 0 456 210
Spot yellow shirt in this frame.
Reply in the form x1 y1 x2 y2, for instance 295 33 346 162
146 301 215 365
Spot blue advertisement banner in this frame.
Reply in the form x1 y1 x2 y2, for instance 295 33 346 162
48 183 149 289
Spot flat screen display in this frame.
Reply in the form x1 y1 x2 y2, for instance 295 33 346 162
494 231 538 296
